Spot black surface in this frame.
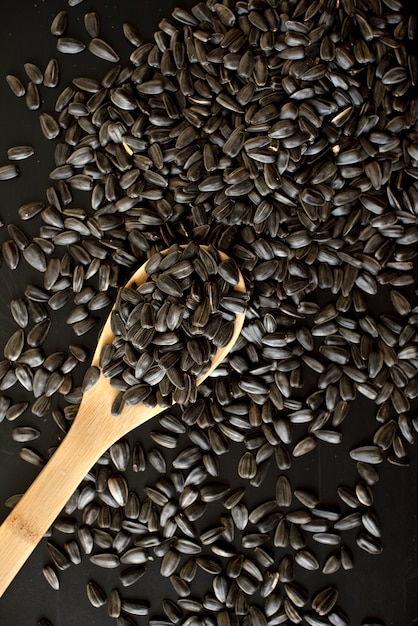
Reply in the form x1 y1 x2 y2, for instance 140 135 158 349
0 1 417 625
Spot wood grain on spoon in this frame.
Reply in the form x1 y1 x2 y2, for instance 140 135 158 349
0 248 246 597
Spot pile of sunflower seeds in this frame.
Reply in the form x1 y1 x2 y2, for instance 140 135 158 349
0 0 417 624
100 242 246 411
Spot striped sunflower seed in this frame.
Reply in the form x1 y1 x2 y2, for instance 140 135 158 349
0 164 19 180
57 38 86 54
86 580 107 607
89 38 120 62
42 564 60 590
7 146 34 161
6 74 25 97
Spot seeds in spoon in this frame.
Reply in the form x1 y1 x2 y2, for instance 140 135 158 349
100 243 246 412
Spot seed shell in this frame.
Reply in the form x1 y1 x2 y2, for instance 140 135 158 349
6 74 25 97
50 10 68 36
84 12 101 38
7 146 35 161
57 38 86 54
89 38 120 62
0 165 19 180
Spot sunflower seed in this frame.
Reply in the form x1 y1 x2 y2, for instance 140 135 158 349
357 531 383 554
39 113 60 140
0 164 19 180
122 600 149 616
84 12 100 37
50 10 67 35
106 588 122 617
295 550 319 570
90 553 120 568
57 38 86 54
119 566 146 587
86 580 107 607
349 445 383 464
6 74 25 97
12 426 40 442
275 475 292 507
22 243 47 272
23 62 42 84
44 58 60 88
89 38 120 63
312 587 339 616
7 146 34 161
160 549 181 577
42 564 60 590
4 328 25 361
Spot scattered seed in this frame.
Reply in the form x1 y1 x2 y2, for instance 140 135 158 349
6 74 25 97
7 146 34 161
86 580 107 607
84 12 100 38
57 38 86 54
39 113 60 140
88 38 119 62
0 164 19 180
44 58 60 88
24 62 43 84
26 81 40 110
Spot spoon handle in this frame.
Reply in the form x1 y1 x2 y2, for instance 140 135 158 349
0 412 103 597
0 375 162 597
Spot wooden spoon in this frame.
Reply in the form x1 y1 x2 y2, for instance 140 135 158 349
0 248 246 597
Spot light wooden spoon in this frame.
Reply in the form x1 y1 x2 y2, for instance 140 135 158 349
0 248 246 597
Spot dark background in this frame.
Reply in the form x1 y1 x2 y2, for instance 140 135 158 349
0 1 417 625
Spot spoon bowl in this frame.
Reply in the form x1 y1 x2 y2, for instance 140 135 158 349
0 246 246 597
